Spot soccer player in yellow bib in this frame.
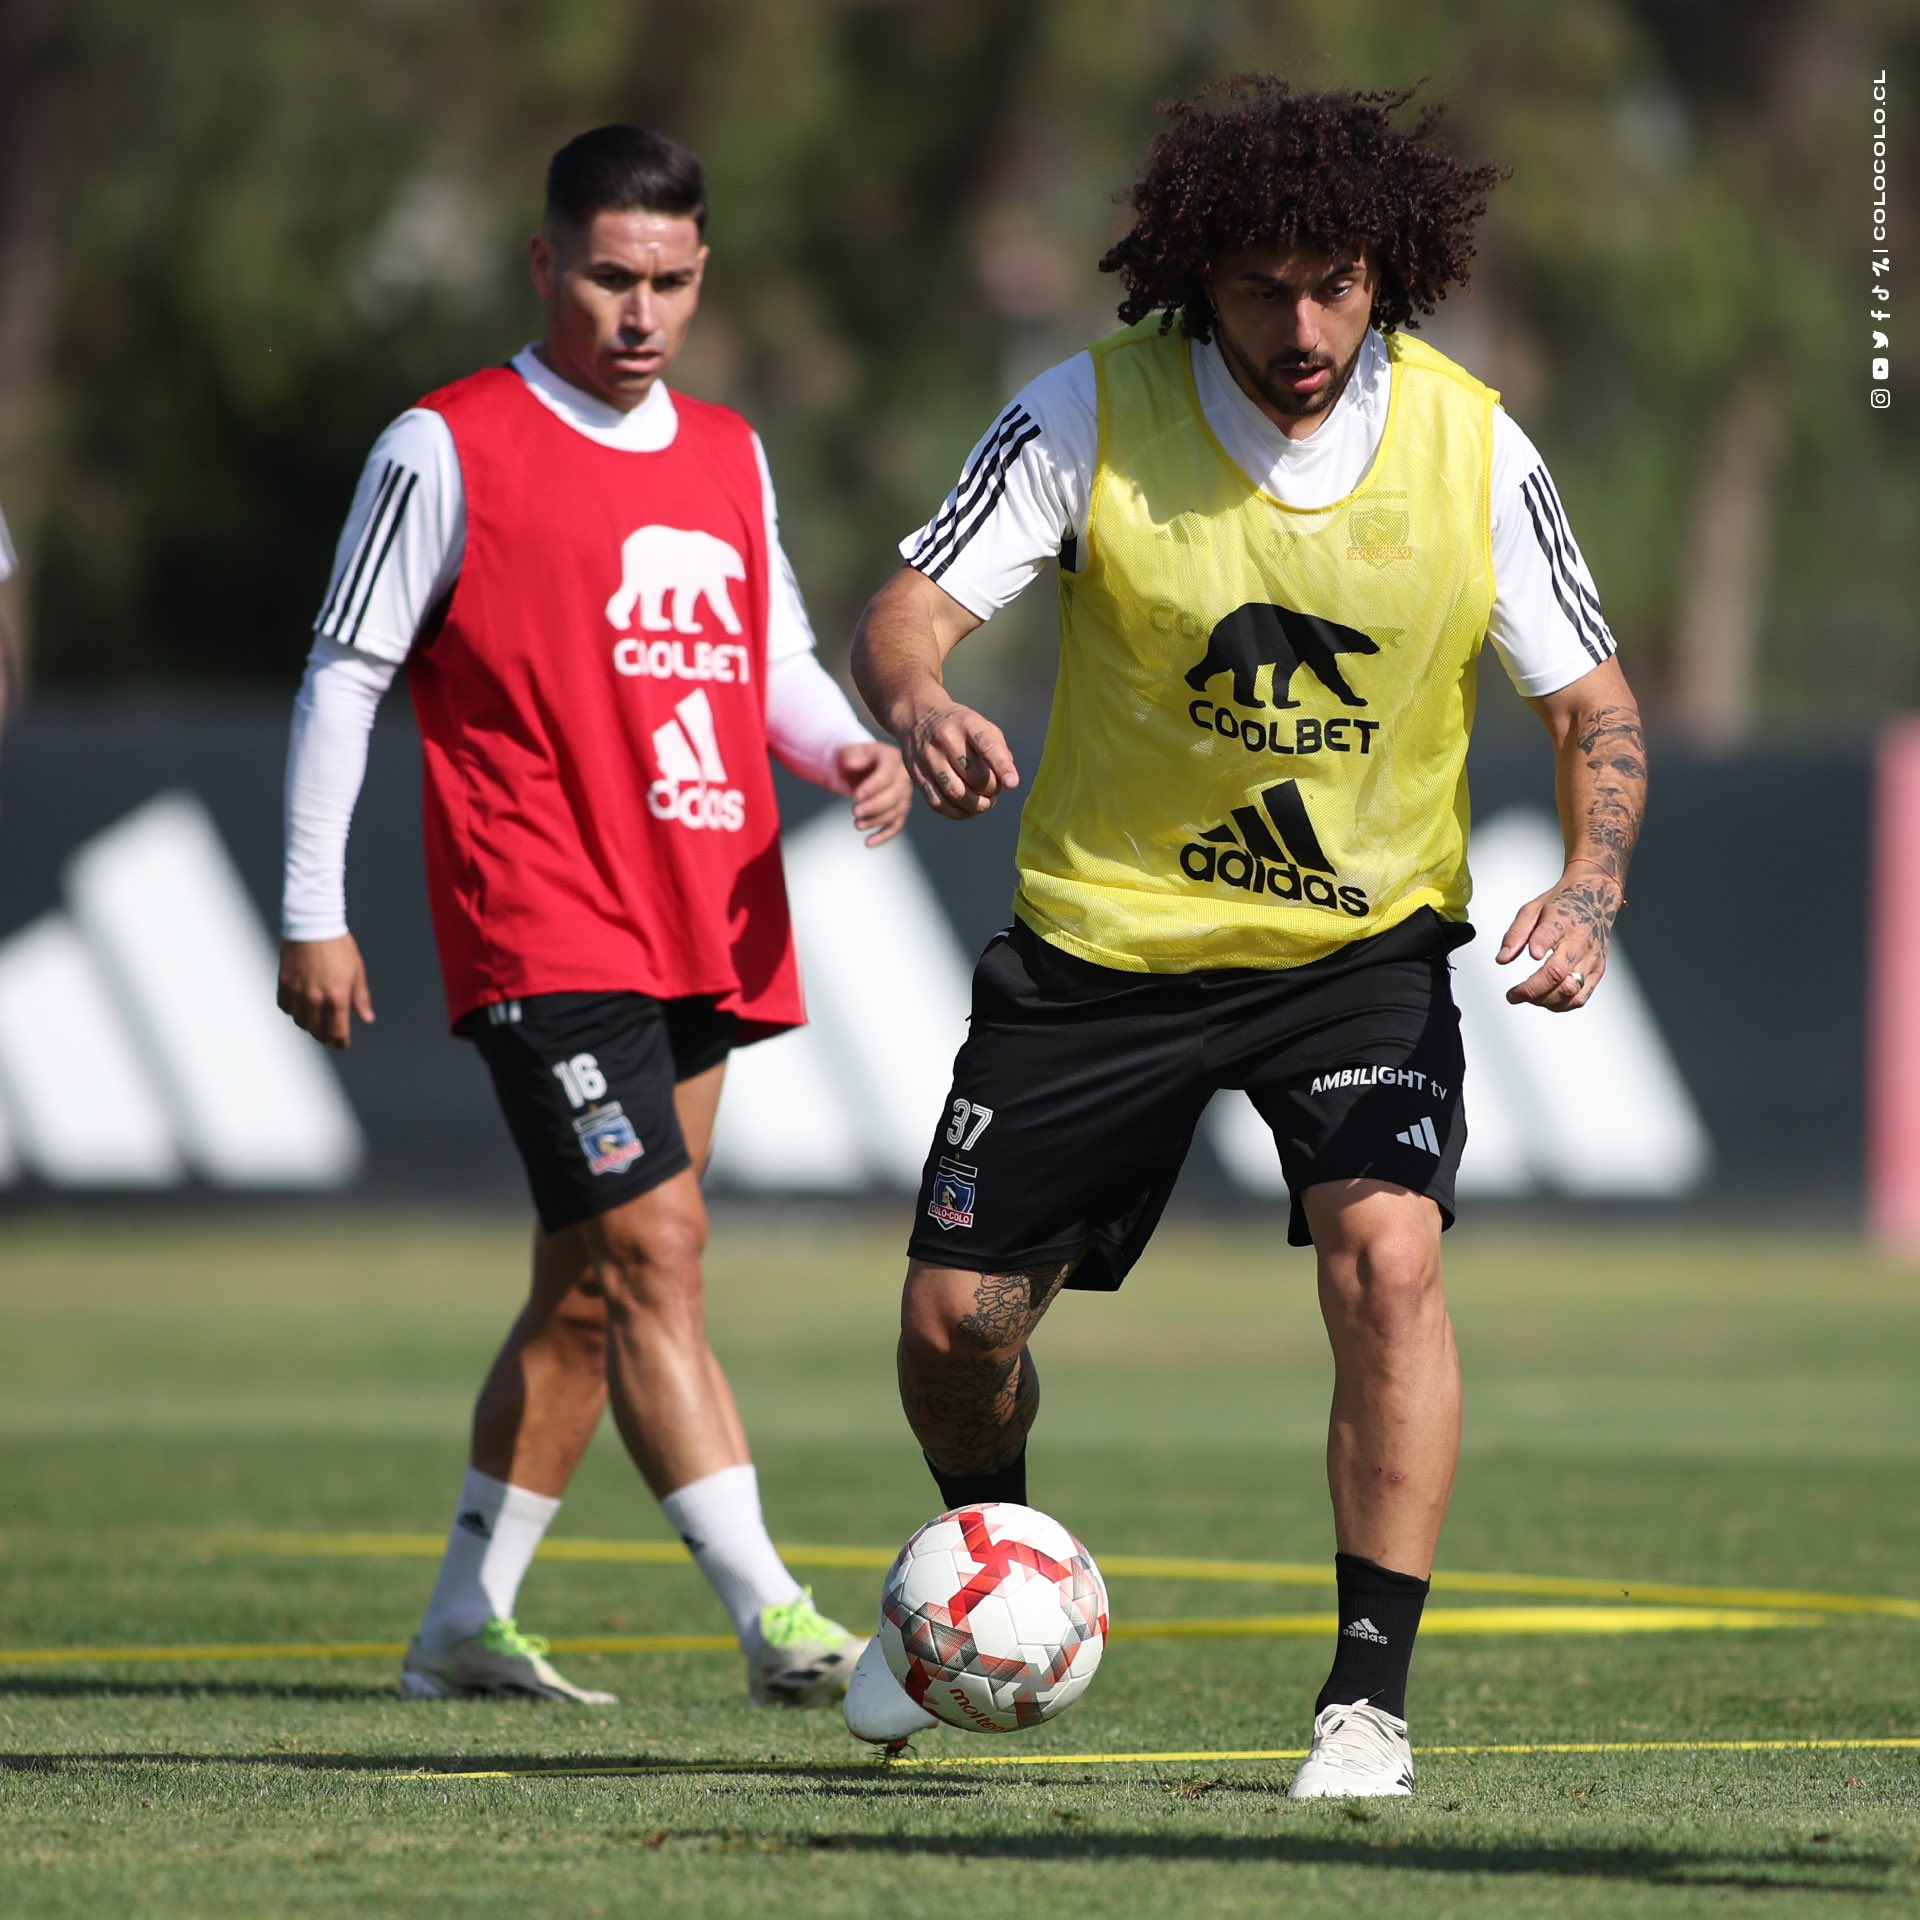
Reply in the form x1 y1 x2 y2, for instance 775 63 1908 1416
842 79 1649 1796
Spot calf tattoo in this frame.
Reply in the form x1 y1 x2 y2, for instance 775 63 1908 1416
906 1261 1074 1475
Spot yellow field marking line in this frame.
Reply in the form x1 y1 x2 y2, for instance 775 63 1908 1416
188 1531 1920 1621
406 1736 1920 1781
0 1606 1817 1669
1113 1607 1818 1638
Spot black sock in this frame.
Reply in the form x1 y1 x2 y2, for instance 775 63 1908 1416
1314 1551 1430 1720
925 1447 1027 1513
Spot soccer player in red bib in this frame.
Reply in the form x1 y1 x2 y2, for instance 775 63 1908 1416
277 127 909 1707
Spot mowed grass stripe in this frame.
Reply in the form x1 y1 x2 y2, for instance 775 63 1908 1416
0 1606 1820 1668
189 1529 1920 1618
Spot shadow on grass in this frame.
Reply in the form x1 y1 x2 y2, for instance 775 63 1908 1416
0 1678 397 1702
662 1828 1901 1895
0 1756 1899 1891
0 1752 983 1793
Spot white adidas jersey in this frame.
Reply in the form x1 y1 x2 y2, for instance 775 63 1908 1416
902 329 1617 699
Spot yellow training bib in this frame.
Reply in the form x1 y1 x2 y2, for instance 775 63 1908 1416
1013 320 1497 971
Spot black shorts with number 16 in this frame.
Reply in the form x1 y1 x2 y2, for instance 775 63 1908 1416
460 991 743 1232
905 915 1471 1290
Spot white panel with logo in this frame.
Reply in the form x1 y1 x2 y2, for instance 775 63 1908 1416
719 807 1712 1203
0 792 365 1190
0 795 1705 1201
1182 807 1709 1202
708 810 977 1190
1204 811 1710 1199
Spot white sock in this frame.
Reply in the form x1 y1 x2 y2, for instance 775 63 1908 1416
659 1464 803 1644
416 1467 561 1650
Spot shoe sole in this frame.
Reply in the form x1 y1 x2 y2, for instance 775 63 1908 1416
1287 1767 1413 1800
400 1668 617 1705
749 1676 854 1709
1287 1781 1413 1799
749 1637 864 1709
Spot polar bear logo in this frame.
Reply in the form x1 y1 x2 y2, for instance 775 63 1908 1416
1185 601 1379 710
604 526 746 636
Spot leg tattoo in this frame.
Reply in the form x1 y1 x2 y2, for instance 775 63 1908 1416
904 1262 1072 1475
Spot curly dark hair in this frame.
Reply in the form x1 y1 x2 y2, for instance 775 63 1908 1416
1099 75 1506 339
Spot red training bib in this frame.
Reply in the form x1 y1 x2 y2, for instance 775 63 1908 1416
409 368 801 1036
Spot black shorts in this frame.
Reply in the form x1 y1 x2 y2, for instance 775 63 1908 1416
460 991 744 1232
906 916 1470 1289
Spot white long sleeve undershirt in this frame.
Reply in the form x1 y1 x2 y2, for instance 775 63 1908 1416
763 650 874 793
280 640 871 942
282 640 392 942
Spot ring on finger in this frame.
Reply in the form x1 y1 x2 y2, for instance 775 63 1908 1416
1568 969 1586 988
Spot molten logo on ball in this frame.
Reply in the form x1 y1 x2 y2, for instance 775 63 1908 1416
877 1502 1109 1732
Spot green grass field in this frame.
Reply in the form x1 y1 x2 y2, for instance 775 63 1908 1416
3 1212 1918 1917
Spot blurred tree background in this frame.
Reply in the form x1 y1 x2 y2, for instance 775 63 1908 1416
0 0 1913 739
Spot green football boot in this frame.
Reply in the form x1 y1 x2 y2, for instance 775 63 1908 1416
746 1588 866 1707
400 1617 617 1704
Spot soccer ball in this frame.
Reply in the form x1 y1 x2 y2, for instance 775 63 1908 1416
877 1502 1109 1733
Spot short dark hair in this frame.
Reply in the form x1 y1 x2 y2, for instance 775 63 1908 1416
1099 75 1505 338
544 125 708 234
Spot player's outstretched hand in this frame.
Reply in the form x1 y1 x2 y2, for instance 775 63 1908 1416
278 933 375 1050
902 703 1019 821
1496 866 1624 1012
836 739 913 847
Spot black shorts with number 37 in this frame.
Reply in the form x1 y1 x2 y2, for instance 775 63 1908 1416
905 915 1471 1290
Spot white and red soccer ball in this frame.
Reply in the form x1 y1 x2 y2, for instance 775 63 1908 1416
877 1502 1109 1732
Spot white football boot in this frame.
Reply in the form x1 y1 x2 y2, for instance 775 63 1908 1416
843 1634 937 1751
1287 1698 1415 1799
400 1618 618 1704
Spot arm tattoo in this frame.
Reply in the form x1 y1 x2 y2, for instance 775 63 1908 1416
1572 704 1647 886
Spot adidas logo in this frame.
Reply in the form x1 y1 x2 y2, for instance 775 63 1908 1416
1342 1616 1389 1643
1395 1116 1442 1156
648 689 746 832
1178 781 1369 917
0 792 363 1193
456 1510 493 1540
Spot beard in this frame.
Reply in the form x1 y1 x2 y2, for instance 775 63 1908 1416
1214 315 1364 423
